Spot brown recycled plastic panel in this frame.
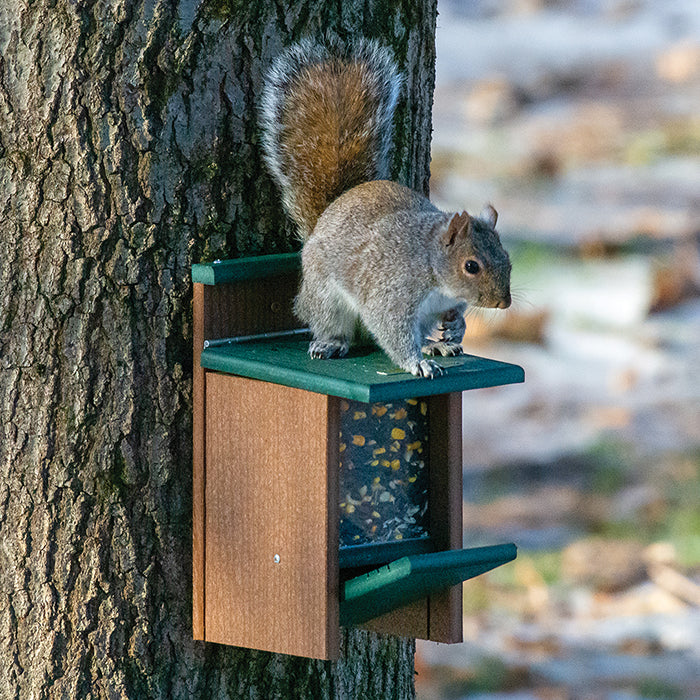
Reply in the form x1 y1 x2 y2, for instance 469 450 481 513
204 372 339 659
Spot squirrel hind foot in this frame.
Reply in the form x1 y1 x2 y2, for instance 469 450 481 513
308 338 350 360
408 358 443 379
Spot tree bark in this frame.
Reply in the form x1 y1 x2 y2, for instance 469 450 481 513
0 0 437 697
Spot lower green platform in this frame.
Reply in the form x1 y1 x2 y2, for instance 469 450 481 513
340 544 517 626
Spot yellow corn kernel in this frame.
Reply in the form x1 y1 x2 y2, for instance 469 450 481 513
406 399 418 405
391 428 406 440
352 435 365 446
391 459 401 470
372 405 388 417
373 447 386 456
353 411 367 420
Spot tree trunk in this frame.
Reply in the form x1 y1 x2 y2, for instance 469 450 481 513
0 0 437 697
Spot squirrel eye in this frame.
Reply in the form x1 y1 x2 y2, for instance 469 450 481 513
464 259 480 275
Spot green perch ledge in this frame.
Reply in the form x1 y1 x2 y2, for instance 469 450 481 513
340 543 517 626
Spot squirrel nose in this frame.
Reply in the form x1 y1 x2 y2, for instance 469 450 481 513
496 295 511 309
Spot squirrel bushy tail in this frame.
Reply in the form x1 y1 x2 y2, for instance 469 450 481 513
259 38 403 239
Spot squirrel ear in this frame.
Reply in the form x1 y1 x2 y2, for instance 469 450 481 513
442 211 471 246
480 204 498 228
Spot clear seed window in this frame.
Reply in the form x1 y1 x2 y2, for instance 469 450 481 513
339 398 430 547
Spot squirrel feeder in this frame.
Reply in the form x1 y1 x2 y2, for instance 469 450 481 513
192 254 523 659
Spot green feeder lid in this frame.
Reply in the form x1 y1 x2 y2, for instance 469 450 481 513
201 338 524 402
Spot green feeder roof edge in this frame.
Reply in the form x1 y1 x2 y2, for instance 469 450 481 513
192 253 301 285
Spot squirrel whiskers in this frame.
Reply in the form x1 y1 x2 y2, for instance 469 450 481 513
259 39 511 377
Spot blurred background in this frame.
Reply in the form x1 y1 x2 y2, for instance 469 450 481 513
415 1 700 698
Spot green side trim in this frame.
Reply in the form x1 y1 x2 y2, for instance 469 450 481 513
191 253 301 285
340 543 517 627
201 339 524 402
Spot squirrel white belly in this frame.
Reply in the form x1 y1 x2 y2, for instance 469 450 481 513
259 39 511 377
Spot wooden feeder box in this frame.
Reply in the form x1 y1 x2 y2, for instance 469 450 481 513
192 254 524 660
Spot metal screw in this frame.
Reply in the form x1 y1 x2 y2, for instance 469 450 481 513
273 554 281 564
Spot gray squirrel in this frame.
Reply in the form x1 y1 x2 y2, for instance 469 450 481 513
259 39 511 377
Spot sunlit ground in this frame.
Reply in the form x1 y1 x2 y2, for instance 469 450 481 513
417 1 700 697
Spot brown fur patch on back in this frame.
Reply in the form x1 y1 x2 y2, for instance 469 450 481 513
283 60 383 231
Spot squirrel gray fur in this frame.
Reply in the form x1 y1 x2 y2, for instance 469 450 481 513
260 38 511 378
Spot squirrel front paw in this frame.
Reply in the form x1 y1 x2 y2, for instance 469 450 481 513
437 309 466 345
422 340 464 357
308 339 350 359
407 358 443 379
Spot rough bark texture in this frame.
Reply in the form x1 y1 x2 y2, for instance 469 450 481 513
0 0 437 697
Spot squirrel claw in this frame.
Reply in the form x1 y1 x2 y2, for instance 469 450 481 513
422 341 463 357
410 358 442 379
308 339 350 359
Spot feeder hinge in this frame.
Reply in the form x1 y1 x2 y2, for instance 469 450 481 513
203 327 310 350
